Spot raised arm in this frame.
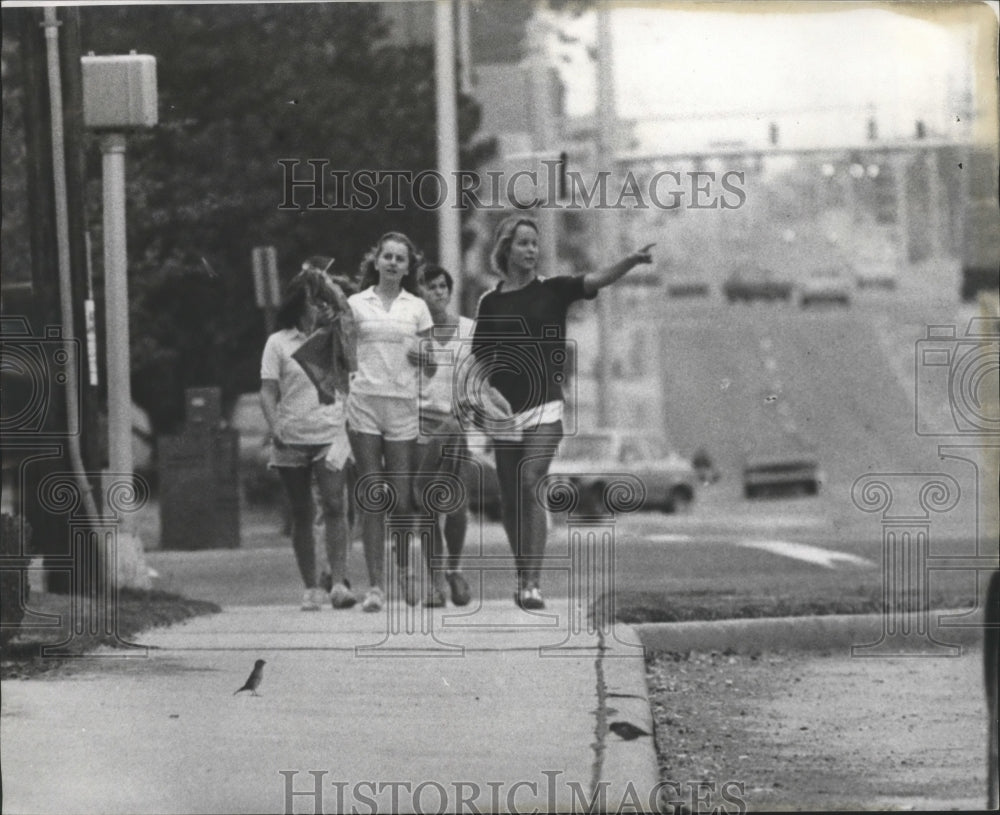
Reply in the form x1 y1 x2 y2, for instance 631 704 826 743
582 243 656 296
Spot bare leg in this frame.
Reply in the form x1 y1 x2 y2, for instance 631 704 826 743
494 427 561 591
347 430 387 590
443 509 468 572
413 441 444 572
314 464 349 586
277 467 317 588
382 438 418 572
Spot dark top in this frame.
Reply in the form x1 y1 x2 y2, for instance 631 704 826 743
471 275 595 414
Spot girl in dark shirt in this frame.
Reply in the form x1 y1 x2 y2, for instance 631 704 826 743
471 215 654 609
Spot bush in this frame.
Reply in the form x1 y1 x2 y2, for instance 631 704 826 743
0 513 32 647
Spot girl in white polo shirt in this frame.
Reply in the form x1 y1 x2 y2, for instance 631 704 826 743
346 232 435 612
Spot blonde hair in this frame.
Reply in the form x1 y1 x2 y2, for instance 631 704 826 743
489 215 539 278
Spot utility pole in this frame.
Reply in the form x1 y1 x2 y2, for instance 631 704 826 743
57 6 102 473
594 0 616 428
435 0 462 306
16 6 72 594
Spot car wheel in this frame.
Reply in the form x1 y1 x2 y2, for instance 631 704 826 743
666 487 693 514
579 482 606 515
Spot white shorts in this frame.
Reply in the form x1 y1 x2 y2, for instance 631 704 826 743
268 425 352 471
346 393 418 442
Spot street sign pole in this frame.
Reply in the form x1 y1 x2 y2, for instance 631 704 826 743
252 245 279 335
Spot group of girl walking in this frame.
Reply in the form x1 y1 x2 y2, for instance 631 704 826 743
260 215 653 613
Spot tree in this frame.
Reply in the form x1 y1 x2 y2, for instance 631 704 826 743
76 4 494 434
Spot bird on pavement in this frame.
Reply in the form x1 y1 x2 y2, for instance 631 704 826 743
234 659 266 696
609 720 651 741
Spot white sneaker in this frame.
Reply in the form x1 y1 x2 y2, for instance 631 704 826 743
301 588 322 611
361 586 385 613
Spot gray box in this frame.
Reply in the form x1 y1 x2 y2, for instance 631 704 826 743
82 54 157 129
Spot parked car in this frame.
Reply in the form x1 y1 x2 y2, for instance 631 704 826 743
799 266 852 307
229 391 280 503
723 264 793 303
546 429 697 515
666 274 711 299
854 259 899 291
742 441 824 499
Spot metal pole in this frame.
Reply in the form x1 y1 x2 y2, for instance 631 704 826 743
435 0 462 307
102 132 133 478
594 0 616 428
529 9 558 283
43 5 102 518
923 147 945 259
57 6 102 465
99 130 150 587
456 0 473 95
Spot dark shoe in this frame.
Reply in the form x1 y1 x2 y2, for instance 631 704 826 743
446 571 471 606
516 585 544 610
329 581 357 609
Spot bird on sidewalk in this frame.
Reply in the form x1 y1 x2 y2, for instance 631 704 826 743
609 720 651 741
234 659 266 696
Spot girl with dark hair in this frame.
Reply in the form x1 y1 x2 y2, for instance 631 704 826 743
413 263 474 607
471 214 654 610
260 266 356 611
345 232 436 612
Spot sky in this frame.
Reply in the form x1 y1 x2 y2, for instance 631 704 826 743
546 1 998 153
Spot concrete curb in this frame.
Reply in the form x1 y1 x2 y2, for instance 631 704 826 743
633 607 987 654
597 628 662 809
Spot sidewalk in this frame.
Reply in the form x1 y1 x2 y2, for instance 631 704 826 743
3 533 994 813
1 597 658 815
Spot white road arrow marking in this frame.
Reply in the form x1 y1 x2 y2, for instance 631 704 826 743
737 539 875 569
644 533 695 544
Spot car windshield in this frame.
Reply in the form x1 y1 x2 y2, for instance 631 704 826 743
559 433 668 462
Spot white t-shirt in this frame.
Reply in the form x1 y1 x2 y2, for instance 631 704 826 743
348 287 433 399
419 316 475 416
260 328 344 444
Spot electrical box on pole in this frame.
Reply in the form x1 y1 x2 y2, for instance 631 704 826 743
81 53 157 129
81 51 158 585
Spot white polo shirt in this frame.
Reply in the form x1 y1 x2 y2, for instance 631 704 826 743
419 316 475 416
348 287 433 399
260 328 344 444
